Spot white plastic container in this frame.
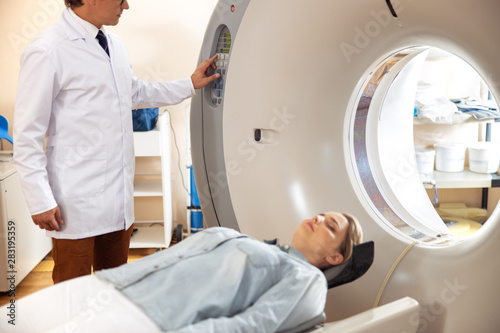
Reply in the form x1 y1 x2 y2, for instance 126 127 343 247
414 147 435 175
433 142 466 172
468 142 500 173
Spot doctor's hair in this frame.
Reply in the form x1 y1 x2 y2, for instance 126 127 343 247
65 0 84 8
338 213 363 263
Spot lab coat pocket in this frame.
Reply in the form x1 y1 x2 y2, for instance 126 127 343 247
61 146 107 198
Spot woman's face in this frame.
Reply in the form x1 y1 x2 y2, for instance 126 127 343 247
291 212 349 267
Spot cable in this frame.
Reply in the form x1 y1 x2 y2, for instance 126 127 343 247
166 111 190 196
373 241 418 308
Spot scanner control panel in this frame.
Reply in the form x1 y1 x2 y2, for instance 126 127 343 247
210 26 232 106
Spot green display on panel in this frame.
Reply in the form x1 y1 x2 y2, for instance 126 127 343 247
210 26 232 106
216 27 232 54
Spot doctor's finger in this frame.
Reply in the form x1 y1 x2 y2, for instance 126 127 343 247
208 54 218 64
55 207 65 225
45 219 59 232
205 63 217 74
204 73 220 84
200 55 218 71
37 221 53 231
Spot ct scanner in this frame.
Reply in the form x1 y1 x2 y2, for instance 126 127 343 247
190 0 500 332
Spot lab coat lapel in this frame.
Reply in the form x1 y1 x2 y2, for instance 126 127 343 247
61 9 88 44
61 8 111 60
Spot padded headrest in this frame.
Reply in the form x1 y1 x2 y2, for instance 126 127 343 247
323 241 374 289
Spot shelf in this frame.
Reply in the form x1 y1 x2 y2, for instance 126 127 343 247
131 112 172 249
133 128 161 157
130 224 167 248
413 114 494 125
424 168 492 189
134 178 162 196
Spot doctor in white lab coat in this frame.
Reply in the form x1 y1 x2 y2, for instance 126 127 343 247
13 0 219 283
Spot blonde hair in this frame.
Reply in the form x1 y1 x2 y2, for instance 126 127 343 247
338 213 363 262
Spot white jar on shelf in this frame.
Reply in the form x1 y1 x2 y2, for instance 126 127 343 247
434 142 466 172
468 142 500 174
414 146 435 176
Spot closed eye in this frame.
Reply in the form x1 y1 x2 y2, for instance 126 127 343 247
317 213 336 232
326 217 340 233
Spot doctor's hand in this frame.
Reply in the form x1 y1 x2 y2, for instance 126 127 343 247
191 54 220 89
32 206 64 232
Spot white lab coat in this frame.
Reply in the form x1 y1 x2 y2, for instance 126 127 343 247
13 8 194 239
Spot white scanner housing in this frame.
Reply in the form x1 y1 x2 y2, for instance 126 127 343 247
191 1 500 332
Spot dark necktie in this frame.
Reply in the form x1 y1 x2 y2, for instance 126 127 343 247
96 30 110 57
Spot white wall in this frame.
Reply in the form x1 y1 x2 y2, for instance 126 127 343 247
419 49 486 100
0 0 218 229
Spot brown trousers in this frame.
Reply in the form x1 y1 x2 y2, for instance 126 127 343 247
51 226 134 284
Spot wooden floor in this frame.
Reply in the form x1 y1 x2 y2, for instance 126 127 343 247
0 248 157 306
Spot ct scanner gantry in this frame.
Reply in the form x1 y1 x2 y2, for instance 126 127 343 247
191 0 500 332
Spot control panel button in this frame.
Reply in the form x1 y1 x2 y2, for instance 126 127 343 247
210 26 232 107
